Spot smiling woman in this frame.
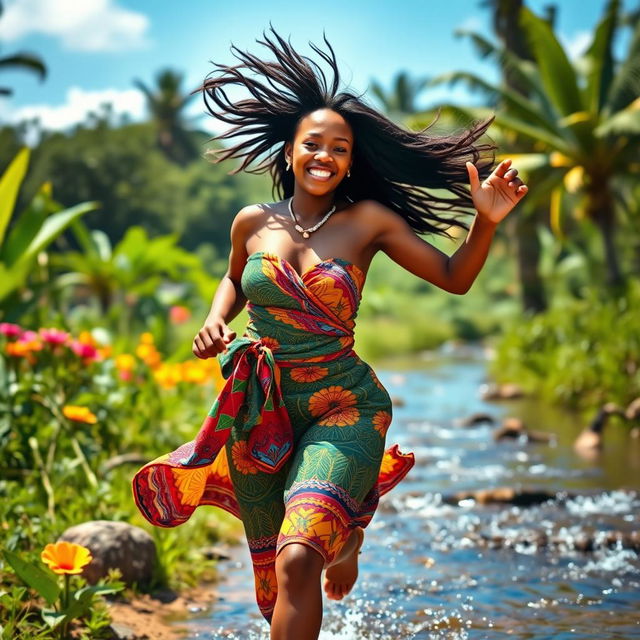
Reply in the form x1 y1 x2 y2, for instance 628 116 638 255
131 23 528 640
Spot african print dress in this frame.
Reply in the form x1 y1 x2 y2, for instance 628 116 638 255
132 250 415 623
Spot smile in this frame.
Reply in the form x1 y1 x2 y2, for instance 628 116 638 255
306 167 335 181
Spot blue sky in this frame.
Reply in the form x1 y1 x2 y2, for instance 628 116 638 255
0 0 633 138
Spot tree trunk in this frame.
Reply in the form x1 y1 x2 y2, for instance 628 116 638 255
493 0 548 314
515 207 547 312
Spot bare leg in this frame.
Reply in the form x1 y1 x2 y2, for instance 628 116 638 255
323 526 364 600
271 542 325 640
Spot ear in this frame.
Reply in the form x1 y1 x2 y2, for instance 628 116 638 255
284 141 292 163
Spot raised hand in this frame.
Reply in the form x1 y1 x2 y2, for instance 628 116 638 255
466 159 528 225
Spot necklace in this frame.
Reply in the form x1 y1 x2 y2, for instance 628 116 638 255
288 197 336 239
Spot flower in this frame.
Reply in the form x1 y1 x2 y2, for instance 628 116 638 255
62 405 98 424
180 361 208 384
115 354 136 371
39 328 70 345
169 305 191 324
290 366 328 383
372 410 392 437
41 541 93 575
139 332 154 345
308 386 360 427
153 363 182 388
70 340 100 361
77 331 97 346
231 440 259 475
0 322 23 338
136 343 161 368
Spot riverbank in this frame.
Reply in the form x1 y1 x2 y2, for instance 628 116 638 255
105 583 218 639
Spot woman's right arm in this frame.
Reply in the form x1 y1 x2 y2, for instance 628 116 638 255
192 206 257 359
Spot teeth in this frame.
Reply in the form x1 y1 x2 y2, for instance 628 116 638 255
308 168 332 177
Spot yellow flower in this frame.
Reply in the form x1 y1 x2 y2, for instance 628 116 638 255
62 405 98 424
153 363 182 388
41 541 92 575
139 332 154 345
181 361 208 384
115 353 135 371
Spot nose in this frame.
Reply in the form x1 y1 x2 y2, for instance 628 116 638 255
314 150 331 161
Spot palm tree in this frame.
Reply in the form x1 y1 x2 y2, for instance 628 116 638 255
134 68 199 166
422 0 640 292
0 1 46 98
369 70 430 121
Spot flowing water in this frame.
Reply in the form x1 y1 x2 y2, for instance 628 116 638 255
177 343 640 639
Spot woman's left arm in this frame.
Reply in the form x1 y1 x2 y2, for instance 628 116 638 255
371 158 528 294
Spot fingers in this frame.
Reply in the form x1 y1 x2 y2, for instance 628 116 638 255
465 161 480 192
498 159 528 196
192 322 233 359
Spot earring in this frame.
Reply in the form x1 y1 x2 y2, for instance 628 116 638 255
347 168 351 178
286 159 291 171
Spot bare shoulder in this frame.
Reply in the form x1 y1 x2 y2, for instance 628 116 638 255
227 204 268 283
352 199 409 247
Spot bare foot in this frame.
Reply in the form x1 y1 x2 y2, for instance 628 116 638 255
323 526 364 600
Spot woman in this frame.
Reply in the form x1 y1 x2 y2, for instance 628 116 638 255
132 26 527 639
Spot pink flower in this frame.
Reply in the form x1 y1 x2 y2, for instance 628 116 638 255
0 323 23 338
18 330 39 343
70 340 99 361
169 305 191 324
39 328 70 345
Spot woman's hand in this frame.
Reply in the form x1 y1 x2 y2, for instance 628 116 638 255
193 318 237 359
466 159 528 225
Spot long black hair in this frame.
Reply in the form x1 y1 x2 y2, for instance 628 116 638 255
196 24 497 239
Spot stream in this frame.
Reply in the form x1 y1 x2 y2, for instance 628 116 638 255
176 343 640 639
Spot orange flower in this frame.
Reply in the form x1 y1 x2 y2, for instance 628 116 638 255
372 410 392 437
313 279 352 322
139 332 154 345
180 361 208 384
77 331 97 346
62 405 98 424
153 363 182 388
379 452 401 478
255 567 277 603
290 366 328 383
41 541 92 575
261 336 280 352
308 386 360 427
231 440 259 475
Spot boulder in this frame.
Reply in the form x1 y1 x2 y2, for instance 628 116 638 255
59 520 156 587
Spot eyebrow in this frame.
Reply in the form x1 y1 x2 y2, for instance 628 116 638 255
306 131 351 143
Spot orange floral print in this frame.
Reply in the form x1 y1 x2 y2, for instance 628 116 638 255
308 386 360 427
372 410 392 437
255 567 277 603
231 440 259 475
379 452 402 477
370 368 385 391
261 335 280 352
290 366 328 383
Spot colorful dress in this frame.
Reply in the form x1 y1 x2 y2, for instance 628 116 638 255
132 250 415 623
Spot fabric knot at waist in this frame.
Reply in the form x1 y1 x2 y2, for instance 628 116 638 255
179 337 290 473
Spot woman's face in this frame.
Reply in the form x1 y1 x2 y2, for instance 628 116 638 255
285 108 353 196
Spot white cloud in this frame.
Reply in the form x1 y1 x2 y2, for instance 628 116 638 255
455 16 484 34
559 30 592 62
0 0 150 52
0 86 147 137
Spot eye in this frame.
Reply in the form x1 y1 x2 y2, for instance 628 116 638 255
303 142 316 148
336 147 347 153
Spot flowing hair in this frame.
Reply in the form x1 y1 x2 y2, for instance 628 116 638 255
195 24 497 238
